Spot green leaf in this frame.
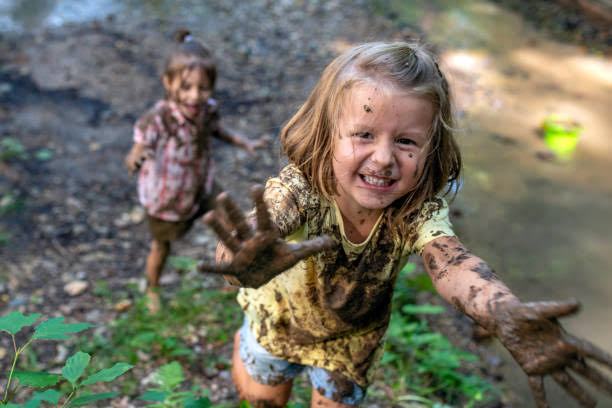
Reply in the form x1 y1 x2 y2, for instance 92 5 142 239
69 392 119 406
13 370 62 388
62 351 91 385
34 149 53 161
33 316 94 340
168 256 198 271
23 401 40 408
138 390 170 401
0 312 40 335
80 362 133 385
400 262 416 275
185 397 212 408
30 389 61 404
154 361 184 392
401 304 445 315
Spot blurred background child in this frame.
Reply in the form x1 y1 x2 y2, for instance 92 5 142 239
125 30 267 313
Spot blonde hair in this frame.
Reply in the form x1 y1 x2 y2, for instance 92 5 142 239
164 30 217 91
281 41 461 238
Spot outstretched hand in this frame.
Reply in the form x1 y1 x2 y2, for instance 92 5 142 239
125 144 154 175
197 185 336 288
492 299 612 407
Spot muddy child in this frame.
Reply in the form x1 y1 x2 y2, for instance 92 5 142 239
125 30 267 313
198 41 612 407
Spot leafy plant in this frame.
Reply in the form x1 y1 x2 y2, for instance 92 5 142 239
0 311 133 407
0 138 28 161
139 361 227 407
379 262 498 407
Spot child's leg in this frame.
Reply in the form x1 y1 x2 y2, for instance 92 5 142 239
146 239 170 287
310 387 356 408
145 239 170 313
231 330 293 407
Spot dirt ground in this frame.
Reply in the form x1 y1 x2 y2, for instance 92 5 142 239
1 0 610 406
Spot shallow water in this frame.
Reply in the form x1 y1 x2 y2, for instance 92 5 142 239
2 0 611 406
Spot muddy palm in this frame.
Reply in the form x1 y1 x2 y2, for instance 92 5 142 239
197 185 335 288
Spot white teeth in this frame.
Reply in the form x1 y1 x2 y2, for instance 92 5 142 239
362 175 392 187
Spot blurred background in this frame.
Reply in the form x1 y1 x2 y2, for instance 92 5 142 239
0 0 610 407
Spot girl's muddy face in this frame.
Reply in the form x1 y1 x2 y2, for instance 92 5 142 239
163 67 213 120
332 82 433 219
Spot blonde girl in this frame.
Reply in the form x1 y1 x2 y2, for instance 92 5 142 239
199 41 612 407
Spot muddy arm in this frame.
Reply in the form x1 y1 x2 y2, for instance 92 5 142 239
213 124 269 157
197 185 335 288
422 236 612 408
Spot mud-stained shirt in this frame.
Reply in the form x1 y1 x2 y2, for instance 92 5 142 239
133 99 220 221
237 164 455 387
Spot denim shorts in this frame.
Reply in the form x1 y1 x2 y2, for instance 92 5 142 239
238 319 367 405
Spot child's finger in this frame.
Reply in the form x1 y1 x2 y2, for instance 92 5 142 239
196 260 234 275
523 299 581 321
527 375 548 408
204 210 241 253
217 193 252 240
568 359 612 395
551 369 596 407
287 235 335 260
251 185 273 232
564 333 612 367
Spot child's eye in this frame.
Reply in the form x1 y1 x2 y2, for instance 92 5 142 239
354 132 373 139
396 138 416 146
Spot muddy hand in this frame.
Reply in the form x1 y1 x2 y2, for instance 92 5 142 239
196 184 335 288
125 146 154 175
492 299 612 408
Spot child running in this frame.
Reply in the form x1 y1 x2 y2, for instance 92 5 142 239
198 41 612 407
125 30 267 313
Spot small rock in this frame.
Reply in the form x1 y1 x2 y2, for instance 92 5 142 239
130 206 145 223
0 347 7 360
114 299 133 312
64 280 89 296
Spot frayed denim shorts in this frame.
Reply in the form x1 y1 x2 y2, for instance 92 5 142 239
238 318 367 405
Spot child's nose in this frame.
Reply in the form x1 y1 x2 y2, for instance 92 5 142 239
371 139 394 167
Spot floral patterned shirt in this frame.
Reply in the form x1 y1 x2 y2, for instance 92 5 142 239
237 164 456 386
133 99 220 221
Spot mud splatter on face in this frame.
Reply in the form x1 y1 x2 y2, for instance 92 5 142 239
363 104 372 113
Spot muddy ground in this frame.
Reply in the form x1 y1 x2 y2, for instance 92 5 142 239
0 0 610 406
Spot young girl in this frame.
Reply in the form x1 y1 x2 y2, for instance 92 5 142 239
198 41 612 407
125 30 267 313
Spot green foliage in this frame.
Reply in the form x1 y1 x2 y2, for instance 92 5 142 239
139 361 225 407
0 137 28 160
81 271 242 371
0 311 132 407
379 262 498 407
0 191 23 216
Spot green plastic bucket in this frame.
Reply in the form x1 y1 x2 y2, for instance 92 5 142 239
541 114 582 158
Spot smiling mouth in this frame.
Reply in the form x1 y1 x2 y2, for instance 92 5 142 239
361 174 395 187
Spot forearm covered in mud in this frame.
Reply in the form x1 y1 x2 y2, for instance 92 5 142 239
421 235 519 332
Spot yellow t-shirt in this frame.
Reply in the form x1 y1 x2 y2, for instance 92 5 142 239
237 164 455 386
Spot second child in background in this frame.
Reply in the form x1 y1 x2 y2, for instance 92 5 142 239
125 30 267 313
